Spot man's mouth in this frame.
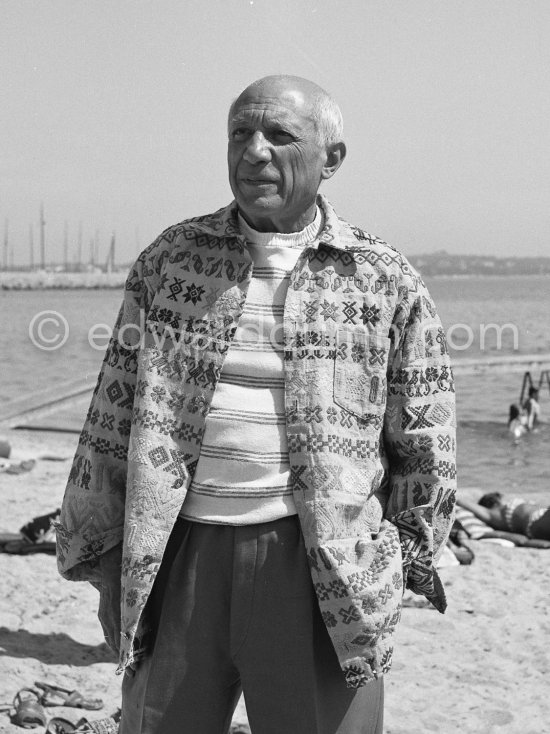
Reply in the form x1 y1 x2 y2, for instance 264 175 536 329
242 179 277 185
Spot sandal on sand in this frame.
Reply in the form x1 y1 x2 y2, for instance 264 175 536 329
35 681 104 710
13 688 47 729
46 717 77 734
74 713 120 733
5 459 36 475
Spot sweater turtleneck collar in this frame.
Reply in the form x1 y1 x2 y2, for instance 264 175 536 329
237 207 322 248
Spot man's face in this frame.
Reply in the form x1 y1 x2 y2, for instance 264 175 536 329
227 85 329 232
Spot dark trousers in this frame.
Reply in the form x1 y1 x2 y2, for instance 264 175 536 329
121 516 384 734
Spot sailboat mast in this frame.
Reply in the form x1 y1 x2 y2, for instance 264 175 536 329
39 203 46 269
3 219 7 271
29 223 34 270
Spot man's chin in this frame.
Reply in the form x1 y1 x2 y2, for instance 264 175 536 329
236 200 284 232
237 195 281 217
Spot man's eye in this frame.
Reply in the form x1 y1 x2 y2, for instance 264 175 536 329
231 128 249 140
272 130 294 142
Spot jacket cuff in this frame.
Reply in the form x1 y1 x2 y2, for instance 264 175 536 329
55 522 123 583
391 506 448 613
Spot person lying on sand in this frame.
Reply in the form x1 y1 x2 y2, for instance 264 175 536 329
457 493 550 542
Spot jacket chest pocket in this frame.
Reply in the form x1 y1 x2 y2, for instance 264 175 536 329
333 328 391 418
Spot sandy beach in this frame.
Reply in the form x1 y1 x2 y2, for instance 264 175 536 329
1 426 548 734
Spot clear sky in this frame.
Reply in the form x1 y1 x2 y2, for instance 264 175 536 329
2 0 549 267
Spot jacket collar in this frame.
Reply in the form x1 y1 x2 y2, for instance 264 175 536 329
187 194 380 253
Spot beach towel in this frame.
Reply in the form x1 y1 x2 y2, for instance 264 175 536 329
454 507 550 548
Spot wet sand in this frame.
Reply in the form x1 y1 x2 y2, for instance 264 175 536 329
0 428 548 733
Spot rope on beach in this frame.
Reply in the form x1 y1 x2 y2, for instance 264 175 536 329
0 378 93 427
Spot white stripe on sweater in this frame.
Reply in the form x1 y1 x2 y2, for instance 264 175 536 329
180 209 321 525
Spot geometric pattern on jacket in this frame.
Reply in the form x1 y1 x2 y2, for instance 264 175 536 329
57 193 456 688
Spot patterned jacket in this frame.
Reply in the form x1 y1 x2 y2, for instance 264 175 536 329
57 194 456 688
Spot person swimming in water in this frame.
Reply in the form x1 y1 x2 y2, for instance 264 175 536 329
508 404 527 439
523 387 541 431
457 492 550 541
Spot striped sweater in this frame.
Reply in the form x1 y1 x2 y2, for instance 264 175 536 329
180 209 322 524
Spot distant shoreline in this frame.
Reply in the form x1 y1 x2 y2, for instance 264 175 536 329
423 272 550 281
1 269 549 291
0 271 127 290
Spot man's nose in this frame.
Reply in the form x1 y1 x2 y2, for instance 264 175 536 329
243 131 271 163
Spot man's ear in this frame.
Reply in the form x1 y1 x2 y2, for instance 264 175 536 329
321 141 347 180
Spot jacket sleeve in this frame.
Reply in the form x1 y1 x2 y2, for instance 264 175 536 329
56 256 154 584
383 279 457 612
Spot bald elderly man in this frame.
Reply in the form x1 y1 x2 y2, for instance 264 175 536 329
57 75 456 734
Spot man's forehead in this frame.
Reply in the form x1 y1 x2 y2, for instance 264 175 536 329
229 90 314 126
238 86 306 107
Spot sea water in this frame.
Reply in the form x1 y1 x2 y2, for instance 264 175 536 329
1 276 549 496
